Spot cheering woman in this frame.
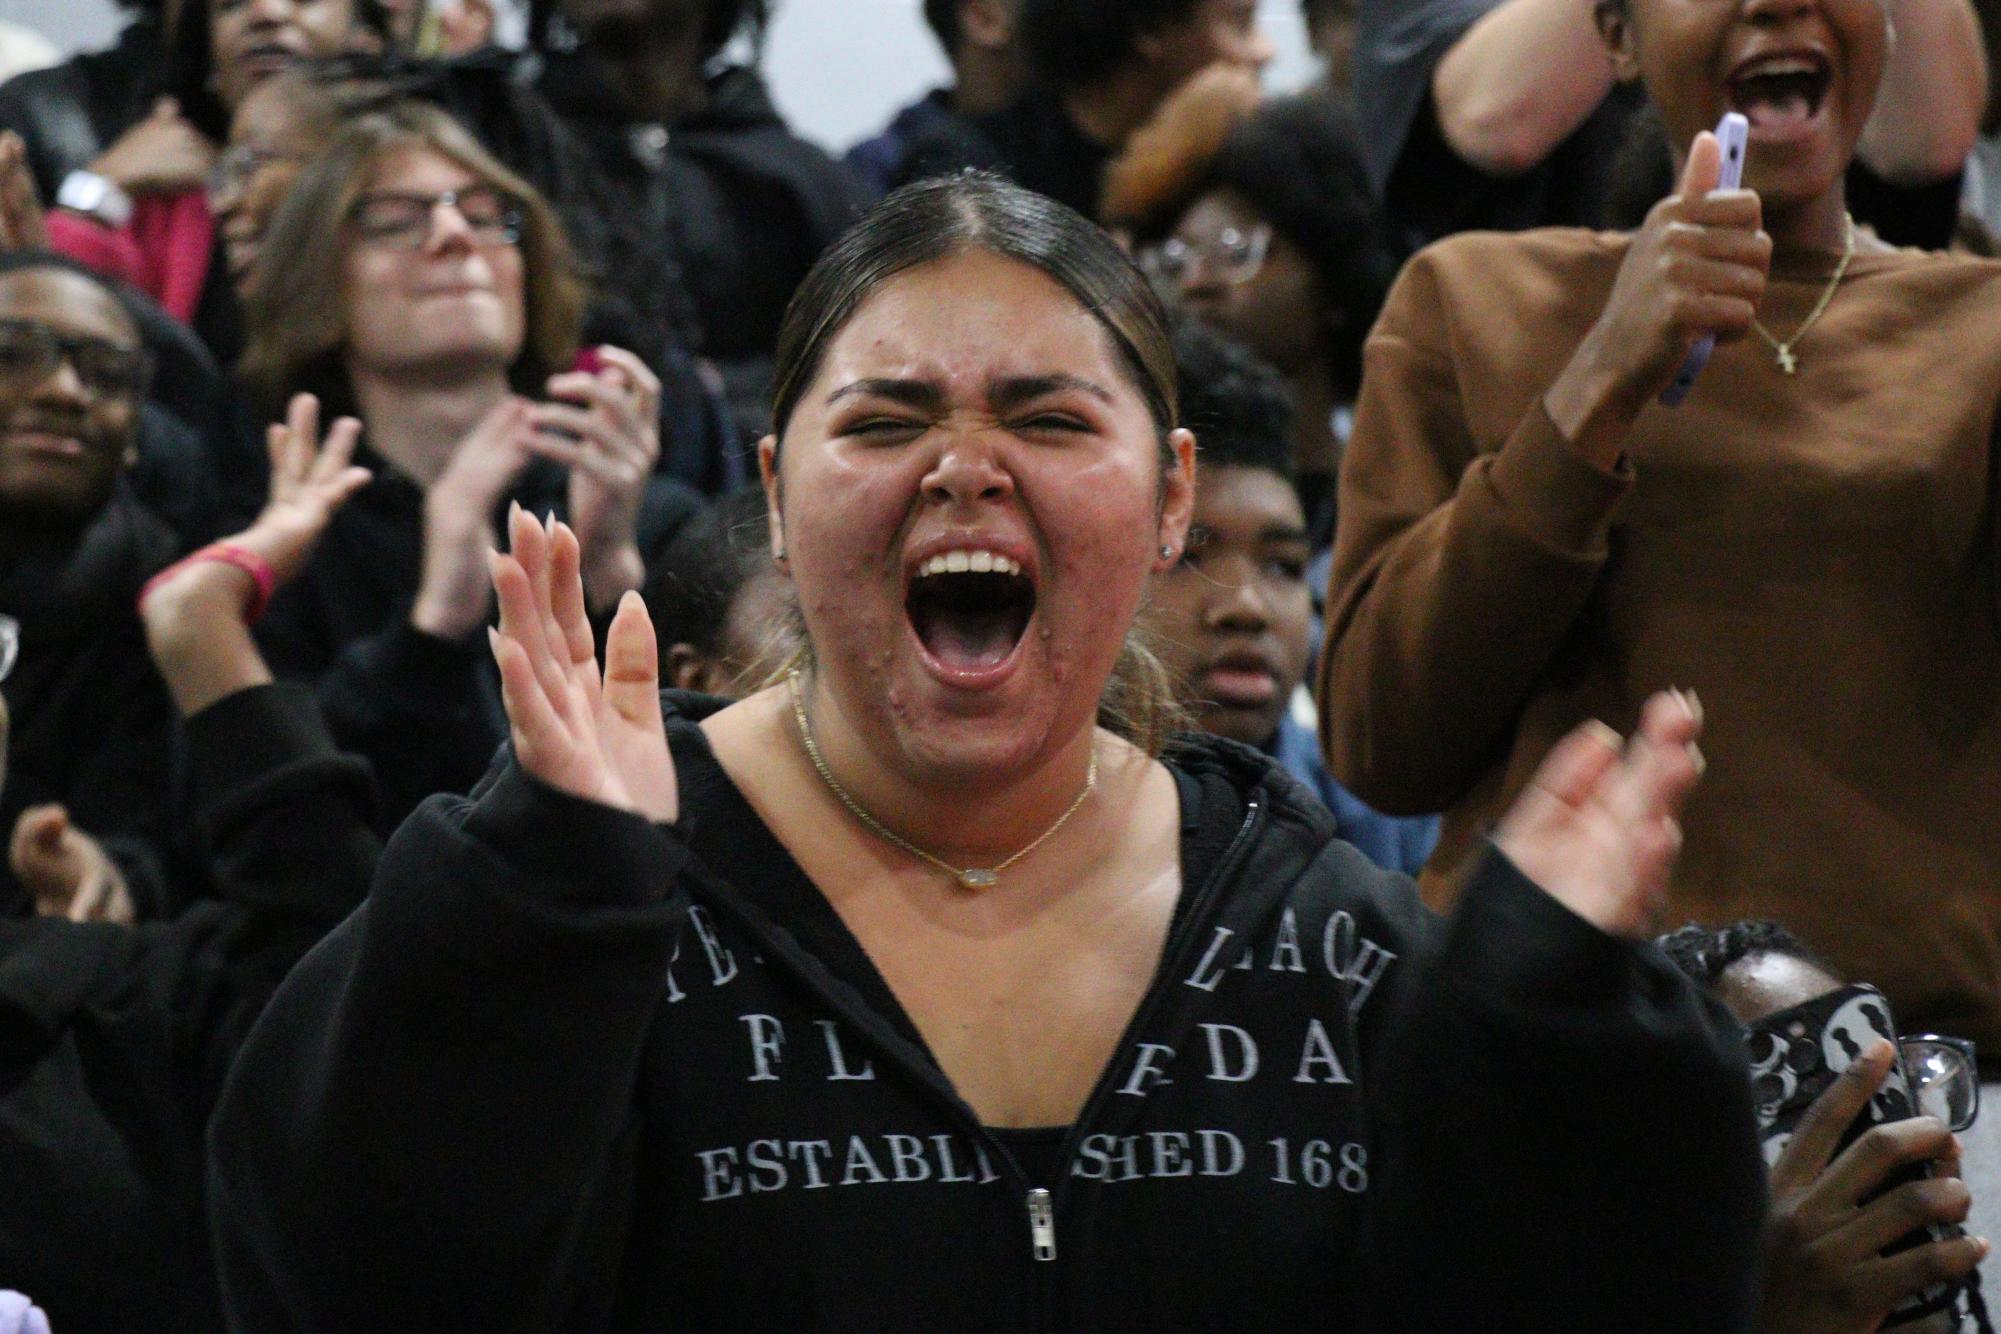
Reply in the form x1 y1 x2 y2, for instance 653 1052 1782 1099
210 173 1765 1330
1322 0 2001 1049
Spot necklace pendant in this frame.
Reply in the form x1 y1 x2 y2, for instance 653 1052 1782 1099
957 868 999 890
1776 346 1798 375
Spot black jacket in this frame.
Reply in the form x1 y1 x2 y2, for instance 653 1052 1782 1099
893 87 1112 220
254 456 701 831
0 684 376 1334
537 58 866 439
210 695 1767 1331
0 19 163 201
0 484 183 916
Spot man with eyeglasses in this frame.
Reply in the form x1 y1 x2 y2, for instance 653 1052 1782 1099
1660 920 1996 1332
0 250 182 921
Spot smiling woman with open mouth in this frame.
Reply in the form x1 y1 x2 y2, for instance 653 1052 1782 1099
210 172 1769 1331
1324 0 2001 1312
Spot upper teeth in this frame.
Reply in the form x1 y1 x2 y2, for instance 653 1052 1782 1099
1738 57 1820 79
919 549 1021 578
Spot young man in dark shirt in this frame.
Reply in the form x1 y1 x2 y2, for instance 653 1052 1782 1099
0 390 380 1334
535 0 865 433
895 0 1272 217
0 252 181 917
1148 321 1436 875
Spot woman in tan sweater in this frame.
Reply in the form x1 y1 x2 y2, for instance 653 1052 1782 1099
1323 0 2001 1046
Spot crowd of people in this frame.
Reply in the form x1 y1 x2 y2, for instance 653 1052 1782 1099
0 0 1998 1328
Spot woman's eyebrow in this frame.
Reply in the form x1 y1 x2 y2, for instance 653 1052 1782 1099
825 378 944 408
988 374 1114 410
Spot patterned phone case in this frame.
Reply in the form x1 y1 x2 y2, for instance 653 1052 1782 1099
1744 983 1959 1327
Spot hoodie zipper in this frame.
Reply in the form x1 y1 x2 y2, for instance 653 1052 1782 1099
691 787 1273 1322
1016 795 1267 1331
1027 1187 1057 1261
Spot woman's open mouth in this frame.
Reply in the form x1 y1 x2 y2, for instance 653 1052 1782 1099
905 548 1036 685
1726 53 1833 143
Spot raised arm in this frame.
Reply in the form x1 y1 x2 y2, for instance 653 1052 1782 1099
209 506 685 1327
1321 132 1768 811
1431 0 1616 176
1356 693 1768 1328
1856 0 1987 184
142 395 371 717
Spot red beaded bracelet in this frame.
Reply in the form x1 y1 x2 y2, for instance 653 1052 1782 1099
137 542 278 623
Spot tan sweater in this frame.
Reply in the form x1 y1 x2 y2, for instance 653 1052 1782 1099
1323 227 2001 1045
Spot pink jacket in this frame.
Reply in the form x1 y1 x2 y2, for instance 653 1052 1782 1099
47 189 215 324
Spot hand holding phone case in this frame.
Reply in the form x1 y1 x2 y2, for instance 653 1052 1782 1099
1745 983 1962 1327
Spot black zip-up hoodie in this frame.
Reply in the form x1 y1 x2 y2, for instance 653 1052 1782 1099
210 694 1766 1331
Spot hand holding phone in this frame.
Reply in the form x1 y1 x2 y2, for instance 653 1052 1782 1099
1747 985 1983 1329
1658 112 1749 407
1541 116 1766 467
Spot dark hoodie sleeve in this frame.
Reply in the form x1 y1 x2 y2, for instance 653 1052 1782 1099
208 755 691 1331
259 587 502 829
1351 846 1766 1332
34 684 380 1176
144 684 382 1118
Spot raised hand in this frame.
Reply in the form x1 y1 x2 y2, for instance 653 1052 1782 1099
488 503 677 823
1758 1041 1987 1333
1492 690 1703 939
1101 61 1261 225
0 132 46 252
12 805 136 925
85 98 218 197
237 393 374 583
1544 130 1772 466
411 397 542 640
532 345 662 611
141 393 372 716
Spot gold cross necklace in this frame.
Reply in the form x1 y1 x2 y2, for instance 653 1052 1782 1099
1752 213 1856 376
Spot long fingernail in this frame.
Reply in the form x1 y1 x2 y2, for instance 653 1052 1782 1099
508 499 522 524
486 625 502 654
1685 689 1703 724
1585 719 1621 748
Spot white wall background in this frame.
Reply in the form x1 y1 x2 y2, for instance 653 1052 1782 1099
9 0 1319 154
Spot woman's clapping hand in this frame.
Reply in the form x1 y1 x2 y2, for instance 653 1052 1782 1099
1494 690 1704 940
488 504 677 823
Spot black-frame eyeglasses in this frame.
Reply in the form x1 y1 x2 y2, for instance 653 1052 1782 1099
0 319 152 400
346 186 525 251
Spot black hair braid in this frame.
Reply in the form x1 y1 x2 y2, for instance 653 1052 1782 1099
1654 920 1822 988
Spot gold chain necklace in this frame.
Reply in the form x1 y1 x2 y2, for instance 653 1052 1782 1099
786 670 1098 890
1752 213 1856 375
